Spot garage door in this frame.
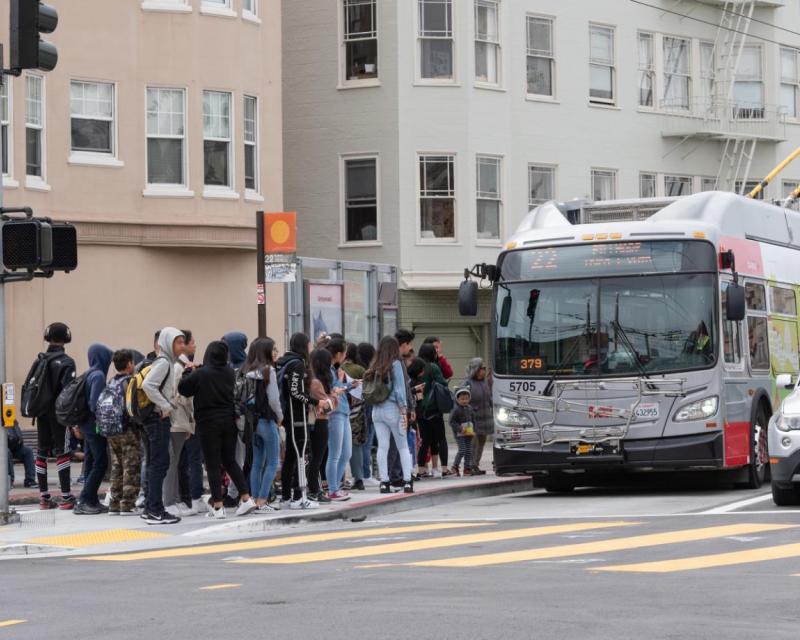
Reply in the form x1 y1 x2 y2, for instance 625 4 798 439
412 324 488 385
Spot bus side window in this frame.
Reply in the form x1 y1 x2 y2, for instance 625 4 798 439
722 283 742 365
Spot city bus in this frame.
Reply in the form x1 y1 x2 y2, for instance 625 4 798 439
459 191 800 493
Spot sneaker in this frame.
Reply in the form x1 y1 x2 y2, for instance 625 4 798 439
75 475 85 485
235 498 257 517
23 479 37 488
135 494 146 509
206 506 227 519
363 477 380 487
178 503 197 517
101 492 111 507
144 510 181 525
74 502 103 515
39 496 58 510
403 481 414 494
463 467 473 476
379 482 391 494
288 497 319 510
222 494 238 508
165 504 181 517
432 468 443 479
255 503 276 514
450 467 461 477
119 508 143 517
58 495 76 511
108 508 120 516
441 468 455 477
192 498 210 514
471 468 486 476
351 479 365 491
268 497 282 511
328 490 351 502
342 480 353 491
308 491 332 504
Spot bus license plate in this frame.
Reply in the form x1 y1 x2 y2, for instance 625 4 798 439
570 440 620 456
635 404 659 420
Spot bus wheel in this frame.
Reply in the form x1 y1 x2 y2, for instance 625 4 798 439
741 408 769 490
771 482 800 507
543 472 575 494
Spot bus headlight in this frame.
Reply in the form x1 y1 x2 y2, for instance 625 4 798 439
776 414 800 432
495 406 532 428
673 396 718 422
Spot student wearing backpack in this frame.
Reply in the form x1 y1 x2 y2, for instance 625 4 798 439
178 340 256 518
222 331 249 507
23 322 78 510
140 327 185 525
416 343 449 479
102 350 142 515
240 338 284 513
74 343 113 515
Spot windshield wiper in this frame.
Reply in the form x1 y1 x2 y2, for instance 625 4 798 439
543 296 594 397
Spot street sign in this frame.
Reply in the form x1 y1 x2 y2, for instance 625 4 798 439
264 211 297 254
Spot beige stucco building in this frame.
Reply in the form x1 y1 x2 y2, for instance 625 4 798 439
1 0 285 413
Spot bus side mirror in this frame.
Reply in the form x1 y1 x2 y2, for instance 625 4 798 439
777 373 794 390
459 280 478 316
726 283 745 321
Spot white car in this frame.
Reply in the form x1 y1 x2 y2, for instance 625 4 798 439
768 373 800 505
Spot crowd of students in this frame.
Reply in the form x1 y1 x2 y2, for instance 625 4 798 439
14 322 494 524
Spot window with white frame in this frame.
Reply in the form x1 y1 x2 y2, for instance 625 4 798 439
243 95 258 192
664 174 692 196
734 45 764 119
639 172 656 198
700 41 715 113
701 177 717 191
589 24 615 104
735 179 763 199
419 154 455 240
203 0 230 6
528 164 554 205
663 37 690 111
526 15 554 97
781 47 799 119
591 168 616 201
146 87 185 186
342 0 378 82
418 0 454 81
0 81 8 175
637 32 654 108
70 80 114 155
476 156 501 241
242 0 257 16
475 0 500 85
25 75 44 179
343 156 378 243
203 90 232 188
783 180 799 209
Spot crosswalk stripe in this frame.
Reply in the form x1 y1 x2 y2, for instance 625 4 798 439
79 523 486 562
27 529 168 548
594 542 800 573
229 521 638 565
408 523 796 568
0 620 26 628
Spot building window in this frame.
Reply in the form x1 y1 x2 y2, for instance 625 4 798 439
243 95 258 193
476 156 501 241
637 32 654 108
475 0 500 86
418 0 454 81
591 168 616 201
0 81 9 176
781 47 799 119
25 75 44 179
701 177 717 191
783 180 799 208
734 45 763 119
526 15 554 97
663 37 690 111
639 172 656 198
203 90 232 188
70 80 114 155
343 156 378 243
664 174 692 196
735 179 763 199
589 24 615 104
419 154 455 240
528 164 555 205
242 0 257 16
146 87 185 186
700 41 715 113
342 0 378 83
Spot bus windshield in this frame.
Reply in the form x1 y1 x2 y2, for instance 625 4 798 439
494 273 717 377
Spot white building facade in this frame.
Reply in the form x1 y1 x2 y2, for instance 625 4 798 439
283 0 800 370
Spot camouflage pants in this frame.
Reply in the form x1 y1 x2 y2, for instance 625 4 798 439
108 430 143 511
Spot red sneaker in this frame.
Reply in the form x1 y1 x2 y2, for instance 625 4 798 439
58 495 77 510
39 497 58 510
328 490 351 502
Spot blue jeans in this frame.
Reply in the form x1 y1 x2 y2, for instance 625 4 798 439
326 412 352 494
144 419 171 515
182 433 205 500
79 427 108 507
250 419 280 501
8 444 35 484
374 403 412 483
362 411 375 479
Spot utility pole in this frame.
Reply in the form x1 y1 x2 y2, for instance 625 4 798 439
0 68 10 523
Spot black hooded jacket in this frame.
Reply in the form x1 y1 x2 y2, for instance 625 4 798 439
177 341 236 426
275 351 320 426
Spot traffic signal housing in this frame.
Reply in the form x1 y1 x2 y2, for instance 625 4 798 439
10 0 58 73
1 218 52 270
49 223 78 272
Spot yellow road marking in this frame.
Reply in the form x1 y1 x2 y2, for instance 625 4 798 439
80 523 485 562
28 529 168 548
230 522 638 565
199 583 241 591
595 542 800 573
409 523 797 568
0 620 27 628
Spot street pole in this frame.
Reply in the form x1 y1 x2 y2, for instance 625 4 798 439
0 67 9 520
256 210 267 339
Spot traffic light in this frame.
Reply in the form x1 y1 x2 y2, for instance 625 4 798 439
48 223 78 272
1 218 52 270
10 0 58 73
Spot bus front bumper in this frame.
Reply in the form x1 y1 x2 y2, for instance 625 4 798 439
494 431 724 475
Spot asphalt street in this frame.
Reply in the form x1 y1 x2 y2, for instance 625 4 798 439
2 476 799 640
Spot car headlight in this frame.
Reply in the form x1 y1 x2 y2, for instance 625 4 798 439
673 396 718 422
495 406 532 428
776 414 800 432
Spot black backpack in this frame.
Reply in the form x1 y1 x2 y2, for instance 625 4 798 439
54 372 91 427
20 352 60 418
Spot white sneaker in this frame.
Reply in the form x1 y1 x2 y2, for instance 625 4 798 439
268 498 282 511
192 498 210 514
432 468 443 479
363 477 380 487
102 492 111 507
206 506 226 519
255 503 276 514
235 498 257 517
288 497 319 510
135 494 145 509
178 503 197 517
165 504 181 517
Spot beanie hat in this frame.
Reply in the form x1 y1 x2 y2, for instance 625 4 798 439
455 387 471 400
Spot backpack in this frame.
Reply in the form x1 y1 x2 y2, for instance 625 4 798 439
20 352 61 418
125 356 169 425
54 372 90 427
362 369 392 406
96 377 129 437
235 370 277 424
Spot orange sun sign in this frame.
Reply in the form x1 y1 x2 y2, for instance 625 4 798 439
264 211 297 254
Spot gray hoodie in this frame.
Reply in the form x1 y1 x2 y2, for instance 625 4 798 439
171 354 195 434
143 327 184 415
245 367 284 424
